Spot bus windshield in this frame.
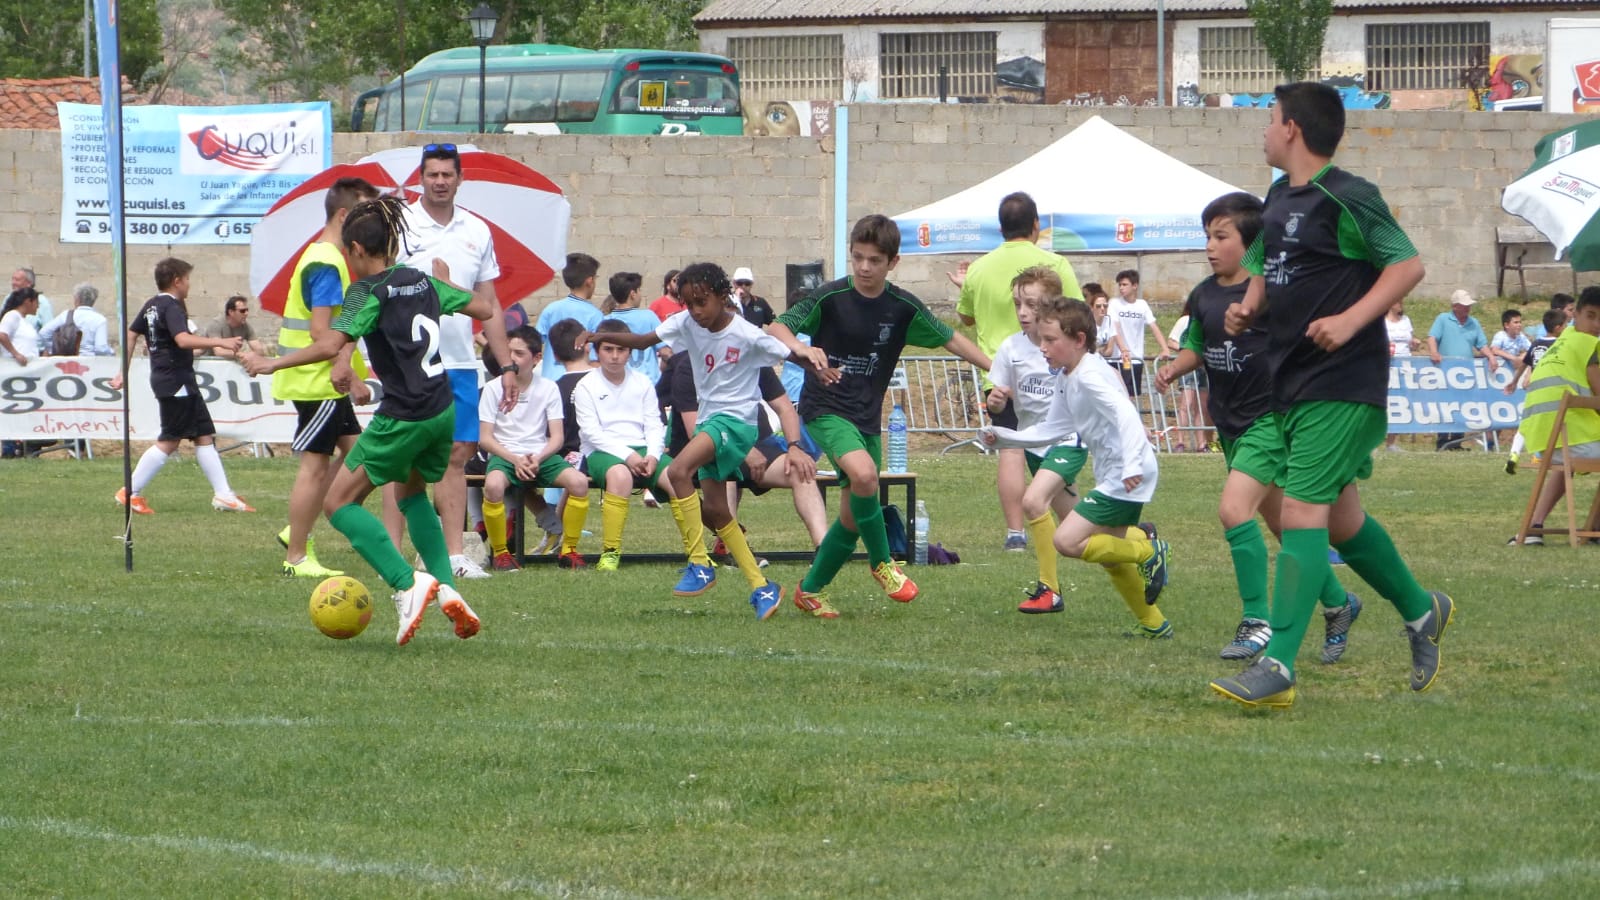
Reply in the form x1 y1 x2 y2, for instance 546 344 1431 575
612 68 741 118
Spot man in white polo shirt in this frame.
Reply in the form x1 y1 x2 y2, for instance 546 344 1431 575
396 142 517 579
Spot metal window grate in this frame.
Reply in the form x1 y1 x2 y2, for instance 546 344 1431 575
1197 26 1318 94
879 31 996 100
727 35 844 104
1365 22 1489 91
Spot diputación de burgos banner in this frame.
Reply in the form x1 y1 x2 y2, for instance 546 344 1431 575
1388 357 1526 434
57 101 331 245
0 357 377 442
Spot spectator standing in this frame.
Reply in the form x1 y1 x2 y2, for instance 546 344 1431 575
1105 269 1171 397
201 295 268 357
601 271 665 383
0 288 40 365
731 267 775 328
1427 289 1495 450
11 267 53 330
535 252 604 381
1524 293 1574 341
649 269 683 321
397 142 516 582
1382 299 1420 450
956 191 1083 551
39 283 113 356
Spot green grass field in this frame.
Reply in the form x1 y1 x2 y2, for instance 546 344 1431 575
2 449 1597 897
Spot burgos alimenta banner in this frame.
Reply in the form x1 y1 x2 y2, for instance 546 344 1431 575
58 101 331 245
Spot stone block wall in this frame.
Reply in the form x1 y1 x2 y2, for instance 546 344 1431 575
0 104 1590 346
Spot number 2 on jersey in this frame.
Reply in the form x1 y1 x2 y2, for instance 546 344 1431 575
413 314 444 377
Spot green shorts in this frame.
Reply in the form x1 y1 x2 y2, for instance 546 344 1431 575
1280 400 1384 505
692 413 758 482
1073 489 1144 528
486 453 574 489
346 408 454 486
1220 413 1287 488
1028 445 1088 483
584 445 664 491
808 414 881 489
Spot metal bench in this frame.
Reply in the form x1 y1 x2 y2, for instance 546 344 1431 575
1497 225 1578 299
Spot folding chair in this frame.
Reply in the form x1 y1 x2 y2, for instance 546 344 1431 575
1515 394 1600 547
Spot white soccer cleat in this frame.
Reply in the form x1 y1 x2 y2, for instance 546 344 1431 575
392 572 439 646
437 583 481 640
450 553 490 580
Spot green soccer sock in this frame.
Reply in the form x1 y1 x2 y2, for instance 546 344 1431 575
400 491 455 590
850 492 893 568
1319 568 1350 609
330 503 414 592
1262 528 1332 677
1224 519 1270 621
802 520 859 594
1333 514 1432 621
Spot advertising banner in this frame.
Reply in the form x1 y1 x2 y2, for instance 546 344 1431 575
0 357 375 442
58 101 331 245
1387 357 1525 434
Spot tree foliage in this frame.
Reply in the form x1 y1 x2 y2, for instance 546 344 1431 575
0 0 162 87
1245 0 1333 84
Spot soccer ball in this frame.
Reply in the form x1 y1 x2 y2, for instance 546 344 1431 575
309 576 373 640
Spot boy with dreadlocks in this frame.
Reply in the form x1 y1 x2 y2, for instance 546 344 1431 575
575 262 828 619
246 196 518 647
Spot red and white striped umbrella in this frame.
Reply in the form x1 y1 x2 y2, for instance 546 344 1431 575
249 145 570 314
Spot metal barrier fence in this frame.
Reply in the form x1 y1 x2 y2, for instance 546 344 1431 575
889 355 1209 455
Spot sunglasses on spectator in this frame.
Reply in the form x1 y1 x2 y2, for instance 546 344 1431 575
423 143 458 155
735 280 753 286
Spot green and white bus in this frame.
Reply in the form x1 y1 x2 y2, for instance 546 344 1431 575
351 45 744 136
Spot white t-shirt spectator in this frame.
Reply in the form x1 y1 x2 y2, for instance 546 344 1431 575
1106 296 1157 362
477 375 563 456
1386 314 1414 357
0 308 40 360
1491 329 1531 362
401 201 500 370
573 367 665 461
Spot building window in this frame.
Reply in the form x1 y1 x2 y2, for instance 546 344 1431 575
1366 22 1489 91
879 31 996 100
727 35 844 103
1197 26 1318 94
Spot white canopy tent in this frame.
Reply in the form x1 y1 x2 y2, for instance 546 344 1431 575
893 115 1248 256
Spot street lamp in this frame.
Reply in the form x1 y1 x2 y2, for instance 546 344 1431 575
466 3 498 133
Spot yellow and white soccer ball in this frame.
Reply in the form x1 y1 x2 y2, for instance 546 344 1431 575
309 575 373 640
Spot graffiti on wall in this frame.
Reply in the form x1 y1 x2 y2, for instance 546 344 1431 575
1464 53 1544 111
1177 73 1390 109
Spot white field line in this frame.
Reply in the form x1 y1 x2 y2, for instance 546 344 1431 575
1191 857 1600 899
0 815 652 900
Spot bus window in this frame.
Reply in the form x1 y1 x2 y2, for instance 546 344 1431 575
508 73 559 123
399 77 428 130
556 71 607 122
479 74 512 128
427 76 467 127
613 69 740 118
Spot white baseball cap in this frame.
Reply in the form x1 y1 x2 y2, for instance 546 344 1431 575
732 267 755 284
1450 289 1476 306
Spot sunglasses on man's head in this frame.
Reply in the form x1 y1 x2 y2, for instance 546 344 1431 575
423 143 458 155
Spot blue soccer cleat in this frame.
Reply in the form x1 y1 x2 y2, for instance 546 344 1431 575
672 562 717 597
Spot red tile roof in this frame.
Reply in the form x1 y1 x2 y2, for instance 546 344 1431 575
0 77 139 130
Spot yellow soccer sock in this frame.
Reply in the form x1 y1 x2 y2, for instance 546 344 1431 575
716 521 767 589
560 494 590 554
483 500 508 555
601 493 630 551
669 494 712 566
1028 512 1060 591
1107 562 1166 629
1082 532 1152 566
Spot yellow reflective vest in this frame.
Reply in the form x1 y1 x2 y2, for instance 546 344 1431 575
271 241 368 401
1520 327 1600 452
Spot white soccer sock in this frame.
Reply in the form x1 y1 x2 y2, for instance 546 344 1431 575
130 446 170 494
195 444 235 499
1510 431 1525 455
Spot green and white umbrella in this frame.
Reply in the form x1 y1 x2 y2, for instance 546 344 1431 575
1503 118 1600 272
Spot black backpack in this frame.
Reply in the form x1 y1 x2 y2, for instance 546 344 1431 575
52 308 81 356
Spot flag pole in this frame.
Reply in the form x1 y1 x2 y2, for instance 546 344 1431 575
94 0 133 571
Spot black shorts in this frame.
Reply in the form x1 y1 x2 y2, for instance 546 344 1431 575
1118 360 1145 397
736 435 788 496
291 398 362 455
157 394 216 442
990 397 1019 430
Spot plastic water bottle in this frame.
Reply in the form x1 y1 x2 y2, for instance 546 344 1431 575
913 500 930 566
886 403 908 474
